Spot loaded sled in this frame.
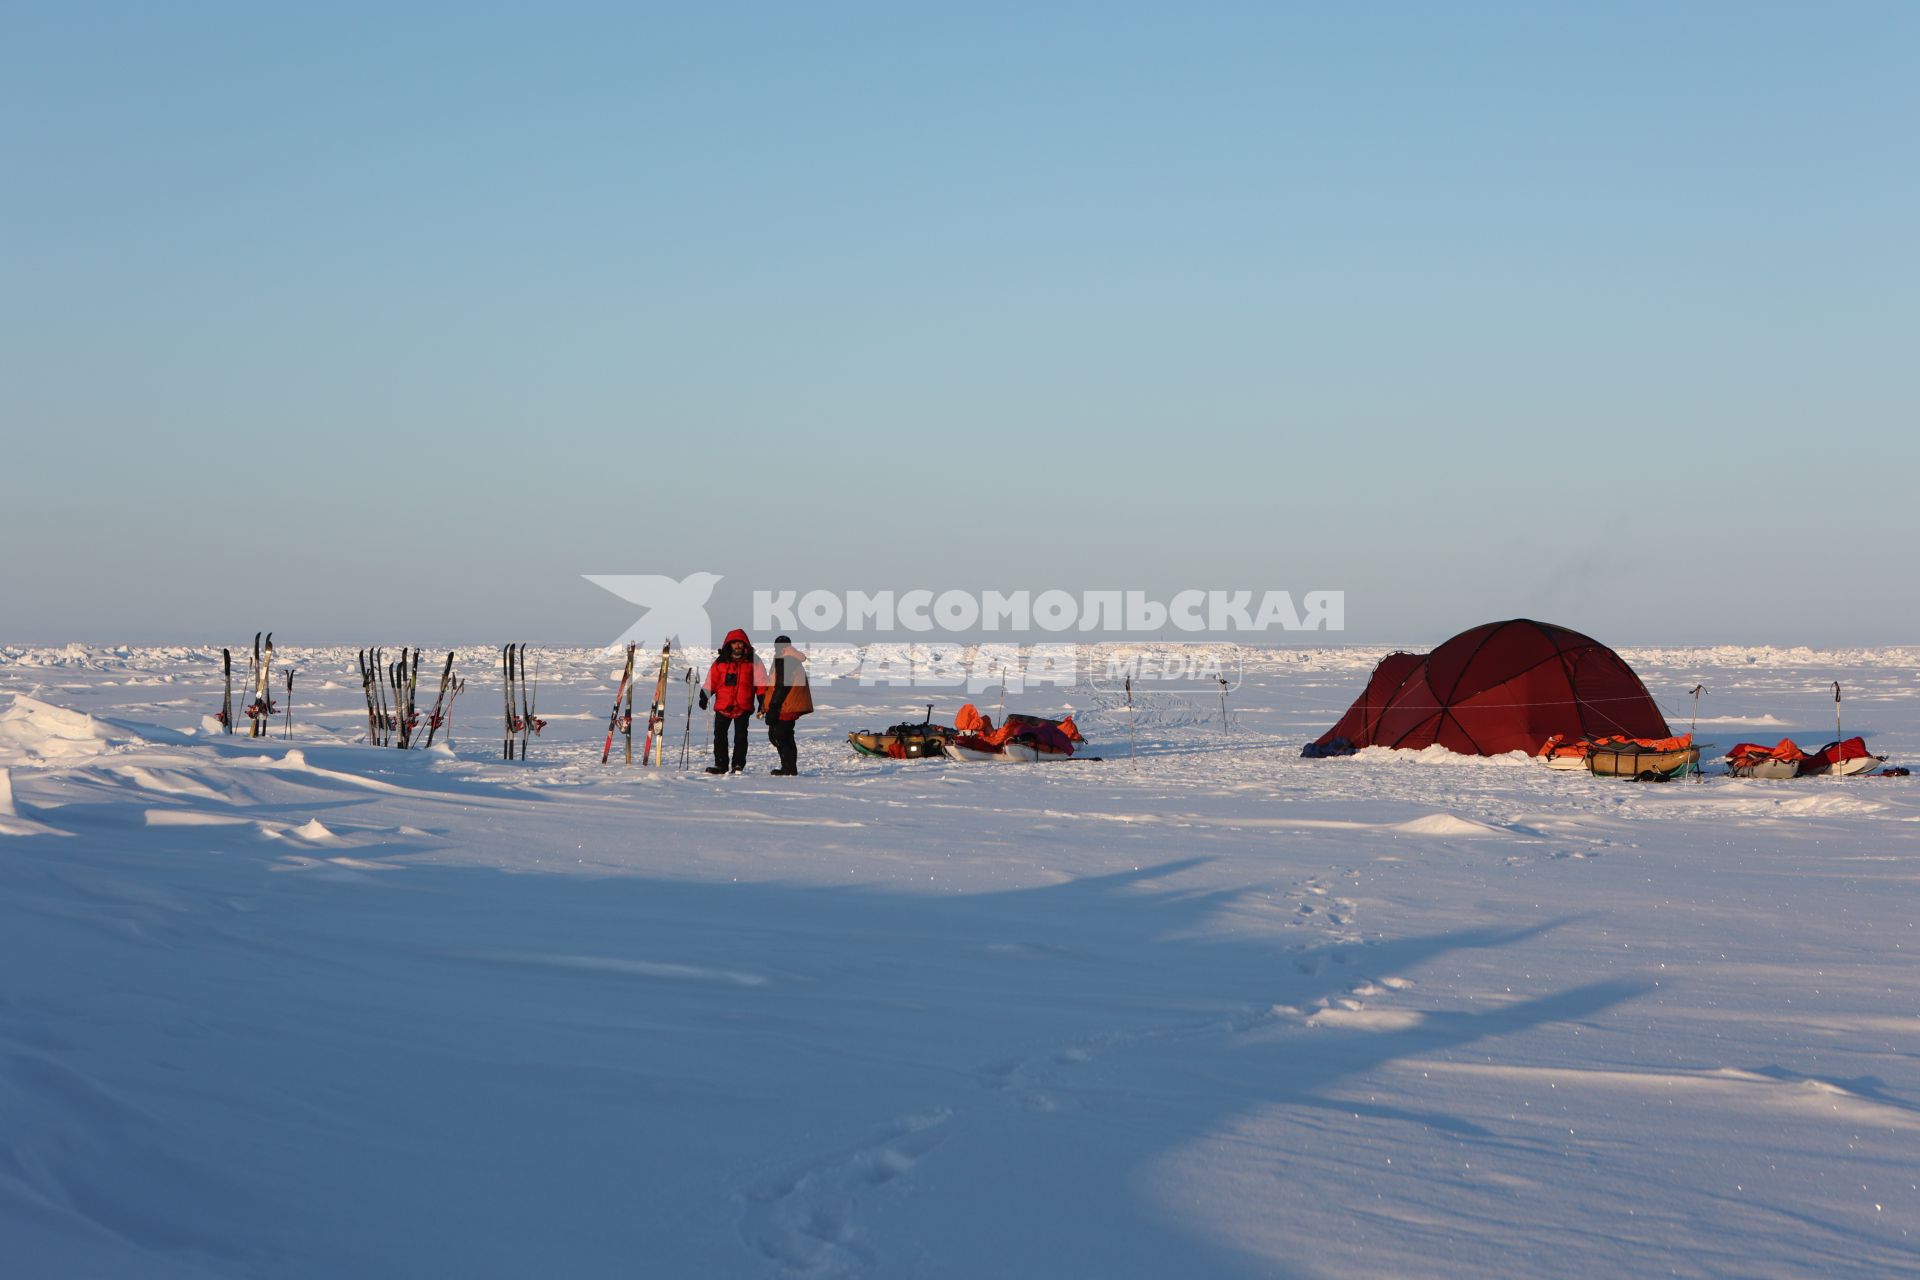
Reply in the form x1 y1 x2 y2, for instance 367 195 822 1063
847 706 956 759
1725 737 1887 779
847 703 1085 763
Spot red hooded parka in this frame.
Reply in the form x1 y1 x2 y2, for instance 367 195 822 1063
703 629 767 719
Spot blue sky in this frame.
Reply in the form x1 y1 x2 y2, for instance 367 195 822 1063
4 1 1915 646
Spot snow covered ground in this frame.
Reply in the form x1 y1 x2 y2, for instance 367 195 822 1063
1 642 1915 1278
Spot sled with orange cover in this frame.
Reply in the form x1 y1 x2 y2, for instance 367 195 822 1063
1539 733 1700 780
944 704 1082 764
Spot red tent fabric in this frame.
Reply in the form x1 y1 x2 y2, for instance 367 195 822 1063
1314 619 1670 756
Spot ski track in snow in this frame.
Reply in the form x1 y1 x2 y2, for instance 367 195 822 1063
0 644 1917 1278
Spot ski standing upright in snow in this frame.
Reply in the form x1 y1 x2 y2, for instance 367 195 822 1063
407 650 420 745
519 644 533 759
423 651 456 748
246 634 259 733
603 644 636 765
219 648 233 734
358 649 379 744
502 644 517 759
622 648 637 763
372 648 391 746
388 648 417 748
519 645 543 757
641 641 672 767
248 633 275 738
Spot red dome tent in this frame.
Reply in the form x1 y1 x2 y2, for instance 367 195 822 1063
1313 619 1670 756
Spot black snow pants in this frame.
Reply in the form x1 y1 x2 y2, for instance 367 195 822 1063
767 718 798 773
714 712 749 772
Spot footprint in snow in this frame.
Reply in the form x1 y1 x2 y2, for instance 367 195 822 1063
738 1110 950 1275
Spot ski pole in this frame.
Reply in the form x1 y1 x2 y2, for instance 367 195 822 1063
1126 674 1136 763
283 669 294 740
444 677 464 750
423 651 455 748
1834 681 1842 743
681 667 695 767
519 643 533 760
1688 684 1707 782
1218 675 1229 738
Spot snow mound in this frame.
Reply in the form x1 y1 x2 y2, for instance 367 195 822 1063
1774 795 1885 818
0 695 120 765
1392 813 1509 838
0 765 65 837
1353 744 1536 768
263 818 340 843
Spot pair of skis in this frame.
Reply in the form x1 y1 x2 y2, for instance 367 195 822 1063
217 634 288 739
502 644 545 759
387 652 422 752
218 648 234 733
244 633 276 738
421 652 457 748
358 649 385 744
603 644 637 764
358 647 395 745
640 642 672 766
602 641 672 766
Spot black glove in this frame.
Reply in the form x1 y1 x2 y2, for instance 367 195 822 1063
698 690 709 711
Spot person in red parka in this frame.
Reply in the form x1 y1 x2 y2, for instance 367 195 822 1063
700 628 767 774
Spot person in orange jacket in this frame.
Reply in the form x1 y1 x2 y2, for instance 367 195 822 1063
759 635 813 775
699 628 766 774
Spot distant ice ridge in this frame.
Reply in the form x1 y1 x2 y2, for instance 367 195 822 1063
5 640 1916 670
1617 643 1920 668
